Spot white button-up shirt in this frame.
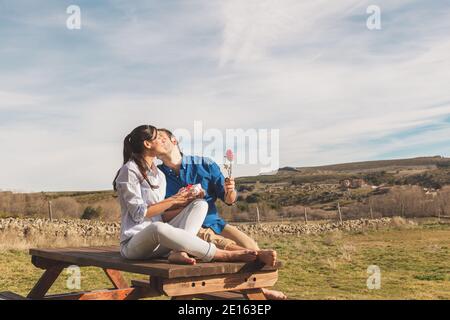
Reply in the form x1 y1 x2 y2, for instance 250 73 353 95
115 160 166 244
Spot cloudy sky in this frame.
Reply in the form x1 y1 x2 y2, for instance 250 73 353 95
1 0 449 191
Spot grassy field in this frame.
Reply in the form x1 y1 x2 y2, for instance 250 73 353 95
0 222 449 300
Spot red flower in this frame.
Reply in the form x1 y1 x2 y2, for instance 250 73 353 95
186 184 193 190
225 149 234 162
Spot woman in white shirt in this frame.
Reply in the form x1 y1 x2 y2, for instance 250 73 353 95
113 125 258 264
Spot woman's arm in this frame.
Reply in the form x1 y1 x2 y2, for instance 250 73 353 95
160 190 201 222
116 167 192 223
144 195 185 219
161 207 185 222
146 188 202 220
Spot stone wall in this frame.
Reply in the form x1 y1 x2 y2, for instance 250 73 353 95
0 217 412 250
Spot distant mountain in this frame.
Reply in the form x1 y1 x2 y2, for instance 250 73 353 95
237 156 450 185
2 156 448 221
289 156 448 173
2 156 449 196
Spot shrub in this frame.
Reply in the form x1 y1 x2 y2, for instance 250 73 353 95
245 194 261 203
237 202 249 212
436 161 450 169
81 206 103 220
238 185 255 192
270 202 281 210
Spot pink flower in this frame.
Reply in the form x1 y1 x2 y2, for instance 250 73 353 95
225 149 234 162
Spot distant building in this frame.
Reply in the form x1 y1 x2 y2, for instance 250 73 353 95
351 179 367 188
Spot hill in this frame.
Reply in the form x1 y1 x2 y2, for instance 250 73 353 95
1 156 449 222
237 156 450 187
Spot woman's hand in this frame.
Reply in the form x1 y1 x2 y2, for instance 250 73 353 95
169 189 197 207
195 188 206 199
183 184 206 200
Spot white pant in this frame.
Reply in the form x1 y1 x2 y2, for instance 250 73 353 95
120 199 217 262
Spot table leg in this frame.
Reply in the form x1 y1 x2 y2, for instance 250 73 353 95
103 269 129 289
242 288 267 300
27 265 65 299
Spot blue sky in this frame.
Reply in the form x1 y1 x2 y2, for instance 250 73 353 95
0 0 449 191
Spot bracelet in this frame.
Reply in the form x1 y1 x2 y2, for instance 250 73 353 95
225 190 237 205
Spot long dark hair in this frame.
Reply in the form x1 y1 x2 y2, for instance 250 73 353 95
113 125 159 191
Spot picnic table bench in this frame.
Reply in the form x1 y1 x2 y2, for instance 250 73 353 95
1 246 282 300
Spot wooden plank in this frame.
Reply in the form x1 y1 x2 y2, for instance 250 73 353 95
30 248 171 278
32 256 70 270
0 291 28 300
132 277 158 288
165 260 282 279
42 286 162 300
171 295 195 300
43 288 134 300
132 278 245 300
27 265 65 299
193 292 245 300
154 270 278 297
126 286 162 300
30 247 282 279
103 269 129 289
242 288 267 300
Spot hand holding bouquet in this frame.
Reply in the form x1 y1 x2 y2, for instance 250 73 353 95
223 149 236 204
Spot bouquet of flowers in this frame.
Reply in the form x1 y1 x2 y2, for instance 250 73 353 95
223 149 234 179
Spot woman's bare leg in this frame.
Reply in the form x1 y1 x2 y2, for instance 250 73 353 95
224 243 277 266
213 248 258 262
166 200 209 264
168 251 197 265
169 248 258 264
221 238 287 300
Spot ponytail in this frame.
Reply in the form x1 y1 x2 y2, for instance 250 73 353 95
123 133 133 165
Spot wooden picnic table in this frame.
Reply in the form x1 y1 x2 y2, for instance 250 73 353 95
1 246 282 300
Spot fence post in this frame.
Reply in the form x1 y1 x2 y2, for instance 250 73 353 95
337 202 343 224
48 201 53 221
370 204 373 220
256 205 260 225
304 207 308 225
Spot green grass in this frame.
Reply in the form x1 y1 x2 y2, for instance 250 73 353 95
265 224 450 299
1 224 449 300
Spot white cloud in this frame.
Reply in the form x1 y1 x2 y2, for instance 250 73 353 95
0 91 45 109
